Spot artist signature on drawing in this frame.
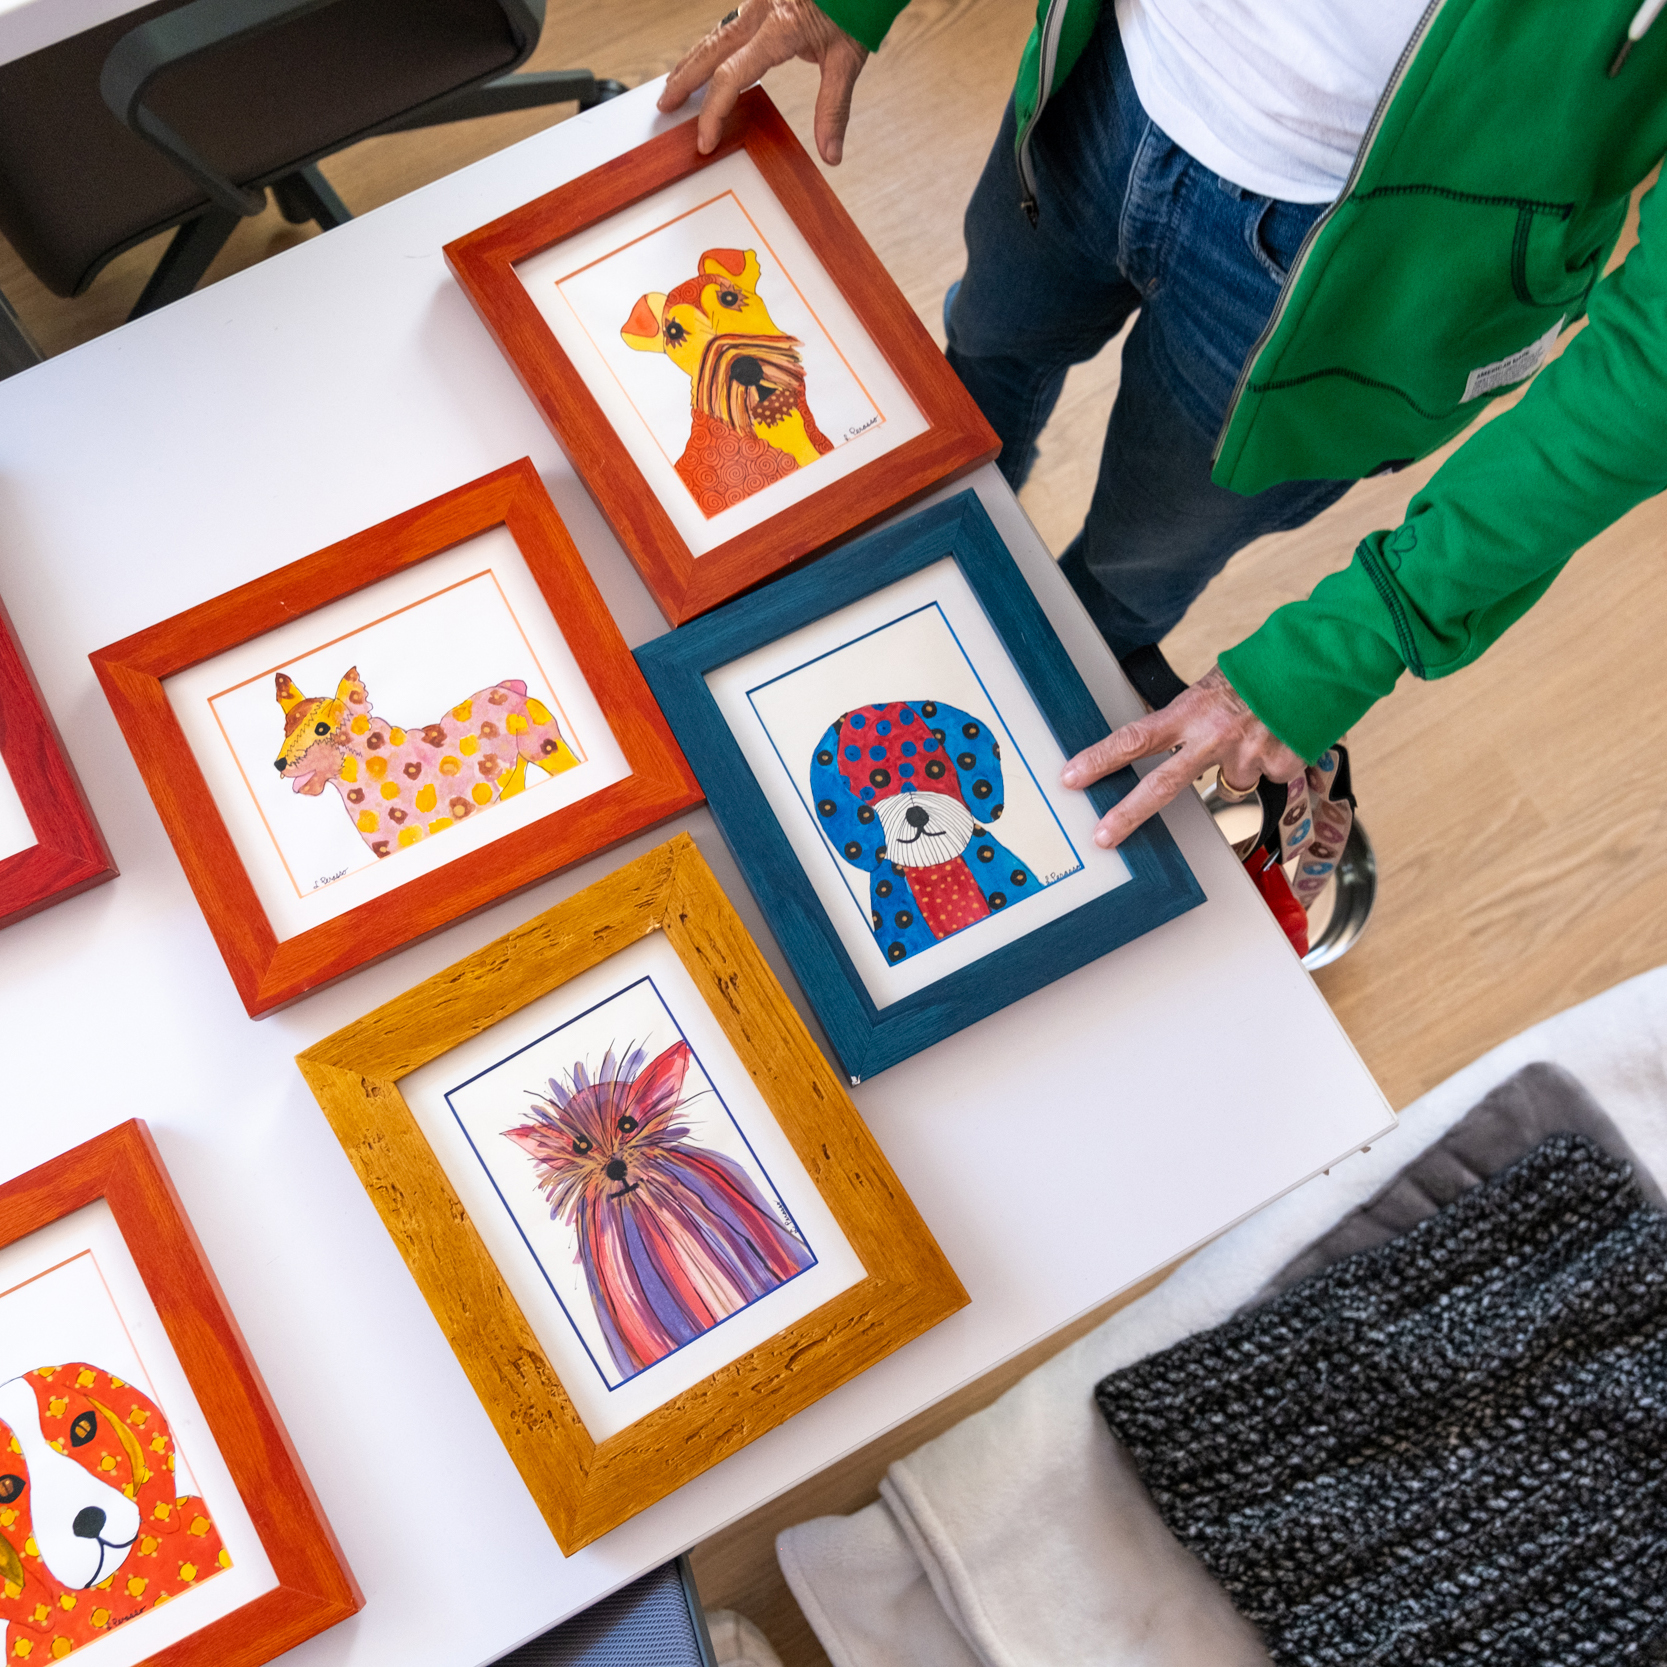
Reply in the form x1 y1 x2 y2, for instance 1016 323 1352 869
844 415 879 441
1042 868 1074 885
314 867 348 890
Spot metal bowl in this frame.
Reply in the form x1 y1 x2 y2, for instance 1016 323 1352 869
1200 781 1377 969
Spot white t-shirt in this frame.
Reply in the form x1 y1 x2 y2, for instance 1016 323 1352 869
1113 0 1427 202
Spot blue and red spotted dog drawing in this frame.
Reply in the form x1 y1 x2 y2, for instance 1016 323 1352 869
0 1364 228 1661
811 700 1048 963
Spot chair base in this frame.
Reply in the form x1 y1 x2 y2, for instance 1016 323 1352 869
131 204 244 320
273 163 351 230
122 67 625 323
128 163 351 321
0 287 43 381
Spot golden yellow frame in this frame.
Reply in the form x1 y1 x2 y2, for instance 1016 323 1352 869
297 834 967 1553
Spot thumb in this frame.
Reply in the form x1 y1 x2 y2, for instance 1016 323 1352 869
811 46 865 163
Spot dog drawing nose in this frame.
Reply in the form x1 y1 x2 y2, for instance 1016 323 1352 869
904 804 932 830
730 354 764 387
604 1158 628 1182
274 757 287 773
72 1506 105 1540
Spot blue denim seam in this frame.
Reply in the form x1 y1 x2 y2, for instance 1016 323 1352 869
1116 116 1160 288
1244 198 1290 285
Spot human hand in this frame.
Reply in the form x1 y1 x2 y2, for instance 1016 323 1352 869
658 0 870 165
1060 665 1306 848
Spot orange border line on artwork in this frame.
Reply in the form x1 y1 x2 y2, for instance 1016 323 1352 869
535 188 890 489
0 1246 95 1304
204 566 587 905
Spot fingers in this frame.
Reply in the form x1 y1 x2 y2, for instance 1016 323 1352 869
697 15 811 152
1060 710 1180 790
1091 747 1204 849
660 4 763 115
1058 662 1306 847
810 43 865 163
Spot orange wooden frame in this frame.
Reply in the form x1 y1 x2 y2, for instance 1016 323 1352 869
444 89 998 625
89 459 702 1018
0 1121 362 1665
0 593 117 929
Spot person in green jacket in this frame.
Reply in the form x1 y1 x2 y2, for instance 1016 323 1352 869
662 0 1667 847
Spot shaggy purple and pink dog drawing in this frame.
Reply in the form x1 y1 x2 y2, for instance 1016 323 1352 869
502 1039 813 1378
272 665 579 860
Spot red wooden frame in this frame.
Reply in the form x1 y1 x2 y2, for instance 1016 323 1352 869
0 593 117 928
444 89 998 625
90 459 702 1018
0 1120 362 1666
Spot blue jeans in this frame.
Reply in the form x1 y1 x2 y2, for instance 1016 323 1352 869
945 14 1353 658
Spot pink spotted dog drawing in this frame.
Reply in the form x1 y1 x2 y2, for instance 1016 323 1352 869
273 665 579 859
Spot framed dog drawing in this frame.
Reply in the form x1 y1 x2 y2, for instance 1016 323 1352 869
0 593 116 929
297 834 966 1555
444 89 997 625
0 1121 361 1666
634 491 1207 1080
90 460 701 1018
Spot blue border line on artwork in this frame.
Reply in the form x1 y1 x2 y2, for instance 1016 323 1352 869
633 489 1207 1080
743 598 1082 949
443 974 818 1394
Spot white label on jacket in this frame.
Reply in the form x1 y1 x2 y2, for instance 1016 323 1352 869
1462 316 1565 402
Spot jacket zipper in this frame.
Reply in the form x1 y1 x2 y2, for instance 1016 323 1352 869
1211 0 1449 462
1017 0 1071 225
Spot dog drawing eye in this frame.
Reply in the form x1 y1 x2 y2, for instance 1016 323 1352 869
716 288 741 309
0 1475 21 1503
664 318 687 347
313 719 330 736
68 1410 95 1446
571 1134 592 1154
617 1115 638 1134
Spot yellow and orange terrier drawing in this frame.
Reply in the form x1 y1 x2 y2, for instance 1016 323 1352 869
621 246 834 516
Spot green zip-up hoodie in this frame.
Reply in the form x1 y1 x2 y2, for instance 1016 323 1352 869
822 0 1667 760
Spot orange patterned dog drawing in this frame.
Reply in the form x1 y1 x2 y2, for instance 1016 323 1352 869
273 666 581 860
621 246 835 516
0 1364 229 1661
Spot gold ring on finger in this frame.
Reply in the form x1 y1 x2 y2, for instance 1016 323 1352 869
1217 766 1259 800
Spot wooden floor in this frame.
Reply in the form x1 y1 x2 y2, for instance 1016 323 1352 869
9 4 1665 1662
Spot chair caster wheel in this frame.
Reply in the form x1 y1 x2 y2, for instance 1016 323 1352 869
578 78 628 111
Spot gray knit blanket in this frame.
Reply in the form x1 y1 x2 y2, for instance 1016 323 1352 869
1095 1133 1667 1665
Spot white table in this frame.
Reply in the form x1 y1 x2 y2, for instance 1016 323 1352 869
0 83 1395 1667
0 0 141 64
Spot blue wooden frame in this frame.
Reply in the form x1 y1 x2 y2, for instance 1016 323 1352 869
634 491 1204 1080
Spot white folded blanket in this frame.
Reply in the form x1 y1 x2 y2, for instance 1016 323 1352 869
777 966 1667 1667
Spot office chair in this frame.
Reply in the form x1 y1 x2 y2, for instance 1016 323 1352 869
0 0 623 374
0 290 40 378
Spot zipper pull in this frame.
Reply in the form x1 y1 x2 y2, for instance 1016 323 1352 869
1021 194 1039 228
1609 0 1665 74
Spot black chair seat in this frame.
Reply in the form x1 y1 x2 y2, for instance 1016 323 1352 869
0 0 519 296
